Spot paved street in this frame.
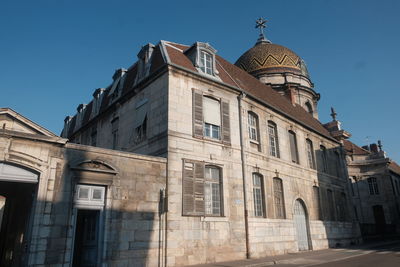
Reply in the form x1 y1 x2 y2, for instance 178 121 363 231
192 240 400 267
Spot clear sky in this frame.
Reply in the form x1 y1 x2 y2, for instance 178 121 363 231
1 0 399 162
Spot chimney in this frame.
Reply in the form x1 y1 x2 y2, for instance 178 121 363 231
284 85 296 105
370 143 379 153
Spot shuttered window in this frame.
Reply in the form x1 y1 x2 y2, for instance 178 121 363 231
192 89 230 144
268 121 279 158
273 178 285 219
182 159 223 216
253 173 265 217
306 139 316 169
288 131 299 164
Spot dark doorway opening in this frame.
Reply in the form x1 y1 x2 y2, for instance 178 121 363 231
73 209 100 267
0 181 37 267
373 205 386 236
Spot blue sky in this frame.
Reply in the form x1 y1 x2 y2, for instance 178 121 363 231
1 0 399 162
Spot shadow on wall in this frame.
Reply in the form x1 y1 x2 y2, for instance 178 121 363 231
313 146 361 249
0 149 167 267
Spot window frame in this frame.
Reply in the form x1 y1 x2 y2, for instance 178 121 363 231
312 186 322 220
288 130 299 164
306 139 316 169
182 159 224 217
200 50 213 75
320 145 328 173
273 177 286 219
268 121 280 158
367 177 379 195
252 173 266 217
248 111 259 143
192 89 231 144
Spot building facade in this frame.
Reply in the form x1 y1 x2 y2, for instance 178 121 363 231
344 140 400 238
1 27 363 266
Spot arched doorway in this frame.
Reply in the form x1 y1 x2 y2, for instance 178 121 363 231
293 199 310 251
0 163 38 266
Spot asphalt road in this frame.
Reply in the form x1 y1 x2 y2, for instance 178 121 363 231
272 241 400 267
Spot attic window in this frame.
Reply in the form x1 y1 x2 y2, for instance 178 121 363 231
200 51 213 75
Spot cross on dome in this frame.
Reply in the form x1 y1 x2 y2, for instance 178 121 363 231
255 17 271 44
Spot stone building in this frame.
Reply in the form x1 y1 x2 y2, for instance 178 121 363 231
1 23 362 266
59 25 360 266
344 139 400 238
0 108 167 266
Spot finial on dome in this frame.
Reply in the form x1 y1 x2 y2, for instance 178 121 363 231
255 17 271 44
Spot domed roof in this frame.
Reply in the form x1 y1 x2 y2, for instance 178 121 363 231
235 41 309 78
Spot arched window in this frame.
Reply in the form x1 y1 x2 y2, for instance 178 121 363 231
334 151 341 177
288 131 299 164
327 189 336 221
320 145 328 172
305 102 313 114
273 178 286 219
248 112 259 143
306 139 316 169
312 186 322 220
268 121 280 158
252 173 265 217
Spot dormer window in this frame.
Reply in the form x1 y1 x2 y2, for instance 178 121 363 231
185 42 219 77
200 51 213 75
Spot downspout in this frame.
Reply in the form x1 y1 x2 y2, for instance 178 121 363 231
238 92 250 259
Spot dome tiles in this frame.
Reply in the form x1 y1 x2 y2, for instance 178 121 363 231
235 41 309 78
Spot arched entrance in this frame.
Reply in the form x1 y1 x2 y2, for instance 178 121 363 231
293 199 310 251
0 163 38 266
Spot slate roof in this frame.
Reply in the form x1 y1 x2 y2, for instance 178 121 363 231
343 139 370 155
389 161 400 175
66 40 338 142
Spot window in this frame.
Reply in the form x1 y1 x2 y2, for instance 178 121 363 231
305 102 313 114
313 186 322 220
273 178 286 219
182 160 223 216
203 96 221 139
135 115 147 144
306 139 316 169
192 90 230 144
268 121 280 157
133 98 148 145
368 177 379 195
288 131 299 164
111 118 119 149
200 50 213 75
327 189 336 221
90 127 97 147
349 177 355 196
320 145 328 172
253 173 265 217
248 112 259 143
334 151 341 177
337 192 347 221
75 184 106 208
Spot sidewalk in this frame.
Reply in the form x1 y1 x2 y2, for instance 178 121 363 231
189 239 400 267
